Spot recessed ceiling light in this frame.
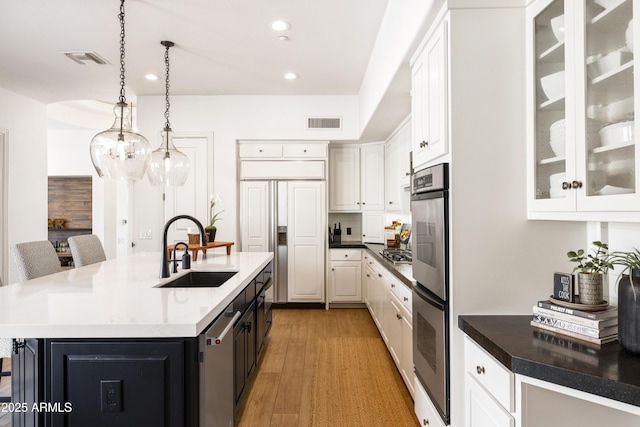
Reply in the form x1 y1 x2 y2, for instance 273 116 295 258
145 74 159 81
284 73 299 80
271 20 291 31
278 35 290 41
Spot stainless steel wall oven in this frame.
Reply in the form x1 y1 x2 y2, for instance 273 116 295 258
411 163 450 424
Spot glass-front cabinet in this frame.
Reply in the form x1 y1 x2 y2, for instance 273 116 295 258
528 0 639 220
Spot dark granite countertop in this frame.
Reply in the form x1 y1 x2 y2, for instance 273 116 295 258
328 242 415 289
458 315 640 407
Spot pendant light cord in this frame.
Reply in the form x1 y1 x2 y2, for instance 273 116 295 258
164 43 171 133
118 0 127 105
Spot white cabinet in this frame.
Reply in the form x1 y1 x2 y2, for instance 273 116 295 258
415 378 447 427
239 181 268 252
363 252 414 396
387 288 414 397
328 249 362 303
287 181 326 302
362 254 375 310
328 144 384 212
360 144 385 211
329 146 361 211
361 211 384 244
411 19 448 171
239 141 327 159
385 118 412 212
527 0 640 220
464 336 515 427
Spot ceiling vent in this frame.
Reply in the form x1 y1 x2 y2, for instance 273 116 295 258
62 51 109 65
307 117 341 129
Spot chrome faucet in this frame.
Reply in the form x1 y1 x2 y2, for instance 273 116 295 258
161 215 206 278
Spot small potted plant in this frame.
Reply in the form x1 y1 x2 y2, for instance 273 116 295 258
206 194 223 243
567 241 614 305
609 248 640 353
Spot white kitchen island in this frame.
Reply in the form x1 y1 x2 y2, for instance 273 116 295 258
0 251 273 427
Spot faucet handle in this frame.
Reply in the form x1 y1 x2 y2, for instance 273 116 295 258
182 251 191 270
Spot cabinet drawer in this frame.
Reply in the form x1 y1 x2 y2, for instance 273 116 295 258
283 144 327 158
464 336 514 412
330 249 362 261
390 280 412 313
239 144 283 158
414 378 447 427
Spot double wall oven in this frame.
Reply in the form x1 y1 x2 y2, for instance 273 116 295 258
411 163 450 424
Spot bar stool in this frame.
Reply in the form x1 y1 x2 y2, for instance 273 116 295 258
11 240 61 281
67 235 106 267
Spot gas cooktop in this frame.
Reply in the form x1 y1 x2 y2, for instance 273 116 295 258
380 248 412 264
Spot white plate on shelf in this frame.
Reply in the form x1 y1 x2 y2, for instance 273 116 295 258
596 185 634 195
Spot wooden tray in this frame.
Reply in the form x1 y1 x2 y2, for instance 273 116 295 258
549 296 609 311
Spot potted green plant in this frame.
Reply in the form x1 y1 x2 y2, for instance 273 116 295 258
206 194 223 243
567 241 614 305
609 248 640 353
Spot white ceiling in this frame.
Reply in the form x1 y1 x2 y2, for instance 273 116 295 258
1 0 411 140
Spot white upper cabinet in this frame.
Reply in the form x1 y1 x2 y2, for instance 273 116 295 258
360 144 385 211
329 144 384 212
528 0 640 220
411 19 448 171
385 118 411 211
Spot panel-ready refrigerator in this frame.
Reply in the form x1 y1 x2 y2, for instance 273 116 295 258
240 180 326 304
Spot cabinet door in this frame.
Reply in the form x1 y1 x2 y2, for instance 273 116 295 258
412 20 448 170
385 137 402 212
362 211 384 244
362 256 375 311
12 339 44 427
240 181 269 252
465 374 515 427
387 292 403 365
578 0 638 211
329 261 362 302
288 181 326 302
360 144 385 211
401 312 415 397
415 378 447 427
329 147 361 211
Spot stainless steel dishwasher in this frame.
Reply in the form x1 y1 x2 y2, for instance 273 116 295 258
199 308 242 427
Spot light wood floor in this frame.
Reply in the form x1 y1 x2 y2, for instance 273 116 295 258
235 307 415 426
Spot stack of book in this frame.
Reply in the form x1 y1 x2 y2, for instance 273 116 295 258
531 300 618 345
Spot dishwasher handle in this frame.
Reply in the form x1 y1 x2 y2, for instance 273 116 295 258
207 311 242 346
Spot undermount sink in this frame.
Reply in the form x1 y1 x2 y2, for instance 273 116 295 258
158 271 238 288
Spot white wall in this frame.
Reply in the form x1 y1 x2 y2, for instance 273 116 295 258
0 87 48 284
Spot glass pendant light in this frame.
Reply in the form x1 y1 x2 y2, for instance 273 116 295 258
90 0 151 180
147 41 190 186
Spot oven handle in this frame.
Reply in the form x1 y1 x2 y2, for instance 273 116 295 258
413 283 446 311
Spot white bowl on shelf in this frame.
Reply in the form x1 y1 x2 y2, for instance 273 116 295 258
594 0 625 9
540 71 565 101
549 172 566 190
549 137 565 157
606 158 634 174
588 50 633 78
606 96 634 124
550 15 565 43
599 120 634 146
627 19 634 53
597 185 634 196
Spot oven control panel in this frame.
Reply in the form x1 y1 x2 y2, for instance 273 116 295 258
412 163 448 195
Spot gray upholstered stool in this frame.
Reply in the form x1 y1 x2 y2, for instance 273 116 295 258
11 240 61 281
68 234 106 267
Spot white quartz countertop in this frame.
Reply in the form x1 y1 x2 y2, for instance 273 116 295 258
0 251 273 339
